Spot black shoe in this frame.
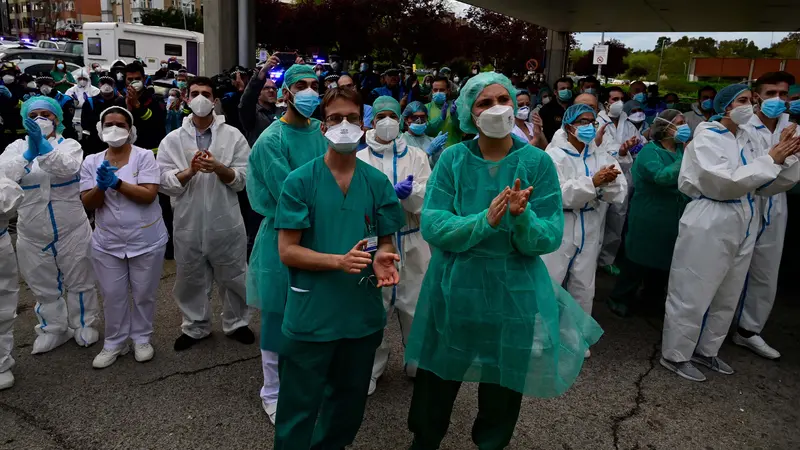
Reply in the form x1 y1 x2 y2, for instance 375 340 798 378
226 326 255 345
174 333 208 351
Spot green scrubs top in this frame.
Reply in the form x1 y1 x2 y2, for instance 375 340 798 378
425 100 463 148
246 118 327 319
625 141 690 271
275 156 406 342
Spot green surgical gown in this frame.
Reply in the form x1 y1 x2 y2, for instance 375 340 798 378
404 138 603 398
246 118 327 319
625 142 690 271
425 101 464 148
274 156 406 342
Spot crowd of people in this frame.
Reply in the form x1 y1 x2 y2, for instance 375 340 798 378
0 51 800 448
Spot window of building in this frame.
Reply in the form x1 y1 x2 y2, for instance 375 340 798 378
88 37 102 55
118 39 136 58
164 44 182 57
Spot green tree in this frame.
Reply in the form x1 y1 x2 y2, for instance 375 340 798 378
718 38 760 58
764 33 800 58
654 36 672 52
141 7 203 32
624 52 659 79
672 36 718 56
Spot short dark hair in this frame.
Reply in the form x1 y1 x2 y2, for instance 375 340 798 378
187 76 215 97
581 76 599 86
555 77 573 89
664 92 680 102
123 62 145 78
607 86 625 96
431 76 450 87
698 85 717 98
321 87 363 121
754 71 796 93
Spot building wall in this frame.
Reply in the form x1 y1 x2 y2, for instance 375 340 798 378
690 57 800 82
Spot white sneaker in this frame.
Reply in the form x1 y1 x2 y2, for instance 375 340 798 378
733 333 781 360
584 349 591 359
92 344 130 369
262 399 277 425
133 343 154 362
0 370 14 390
31 330 74 354
368 377 377 396
74 326 99 348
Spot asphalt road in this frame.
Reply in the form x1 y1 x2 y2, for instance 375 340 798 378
1 261 798 450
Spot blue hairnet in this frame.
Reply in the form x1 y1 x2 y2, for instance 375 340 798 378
623 100 643 116
456 72 518 135
714 83 749 114
562 103 596 127
21 96 65 134
403 101 428 118
283 64 317 89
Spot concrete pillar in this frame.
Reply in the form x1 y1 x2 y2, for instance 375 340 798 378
237 0 256 67
544 29 569 85
203 0 237 76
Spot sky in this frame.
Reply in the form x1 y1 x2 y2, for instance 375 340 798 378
575 32 790 51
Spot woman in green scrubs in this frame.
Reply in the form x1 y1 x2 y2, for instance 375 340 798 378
404 72 603 450
607 109 692 317
273 87 406 449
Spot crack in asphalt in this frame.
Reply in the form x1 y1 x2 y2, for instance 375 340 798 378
611 337 661 450
138 354 260 386
0 401 74 449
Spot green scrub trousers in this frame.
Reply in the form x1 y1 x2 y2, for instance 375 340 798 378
408 369 523 450
274 330 383 450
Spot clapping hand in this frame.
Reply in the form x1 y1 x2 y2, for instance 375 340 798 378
96 161 120 191
374 250 401 287
508 179 533 216
595 123 608 147
426 132 448 156
189 151 205 175
592 165 622 187
197 151 219 173
338 239 373 274
394 175 413 200
487 187 511 228
619 136 638 156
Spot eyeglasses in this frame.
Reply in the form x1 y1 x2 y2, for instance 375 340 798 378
573 119 598 127
326 113 361 125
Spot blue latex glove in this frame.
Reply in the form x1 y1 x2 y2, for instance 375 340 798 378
630 142 644 155
450 101 457 116
38 135 53 156
394 175 413 200
426 132 448 156
23 117 42 141
22 142 37 161
790 99 800 115
96 163 120 191
0 86 11 98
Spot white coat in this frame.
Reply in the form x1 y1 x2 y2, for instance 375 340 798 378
0 136 99 352
737 114 800 334
65 69 100 133
662 120 785 363
0 177 23 373
157 114 252 338
359 130 432 379
542 129 627 314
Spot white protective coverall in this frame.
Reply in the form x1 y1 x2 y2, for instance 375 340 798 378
596 110 643 266
358 130 432 380
662 121 786 363
0 178 23 379
0 136 100 353
737 114 800 335
542 129 628 314
157 114 253 339
64 69 100 137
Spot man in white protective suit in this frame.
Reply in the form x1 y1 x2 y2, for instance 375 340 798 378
0 177 23 389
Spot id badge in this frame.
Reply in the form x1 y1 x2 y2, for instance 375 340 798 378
365 236 378 253
364 214 378 253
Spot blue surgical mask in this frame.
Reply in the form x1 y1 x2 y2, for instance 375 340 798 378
573 124 596 144
409 122 427 135
57 63 65 70
701 98 713 111
790 99 800 114
558 89 573 101
290 87 320 118
760 97 786 119
633 92 647 103
673 124 691 143
666 103 676 109
432 92 446 106
583 88 596 95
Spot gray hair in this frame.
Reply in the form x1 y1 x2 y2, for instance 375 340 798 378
650 109 683 141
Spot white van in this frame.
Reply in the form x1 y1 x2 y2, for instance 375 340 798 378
82 22 204 75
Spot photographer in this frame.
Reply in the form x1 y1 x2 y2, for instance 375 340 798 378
239 56 285 147
222 65 252 134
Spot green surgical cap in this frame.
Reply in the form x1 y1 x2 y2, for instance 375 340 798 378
403 100 428 117
714 83 749 114
789 84 800 96
562 103 596 127
21 95 65 134
283 64 317 89
373 96 404 130
456 72 518 135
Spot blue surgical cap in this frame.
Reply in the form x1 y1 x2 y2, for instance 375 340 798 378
283 64 317 89
403 101 428 118
21 96 64 134
623 100 643 116
456 72 517 135
562 103 596 127
714 83 749 114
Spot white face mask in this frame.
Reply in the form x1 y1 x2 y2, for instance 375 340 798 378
130 80 144 92
79 79 88 87
27 81 37 89
101 126 130 147
515 106 530 121
541 96 551 105
35 117 54 137
729 104 754 125
40 85 53 95
628 112 646 123
325 119 364 154
608 100 624 118
375 117 400 142
2 75 14 84
189 94 215 117
473 104 514 138
100 84 114 94
161 64 168 69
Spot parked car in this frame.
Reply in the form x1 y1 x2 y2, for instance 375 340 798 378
13 59 83 79
62 40 83 57
0 48 83 66
36 40 65 51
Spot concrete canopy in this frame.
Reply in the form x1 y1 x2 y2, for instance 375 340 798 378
462 0 800 33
